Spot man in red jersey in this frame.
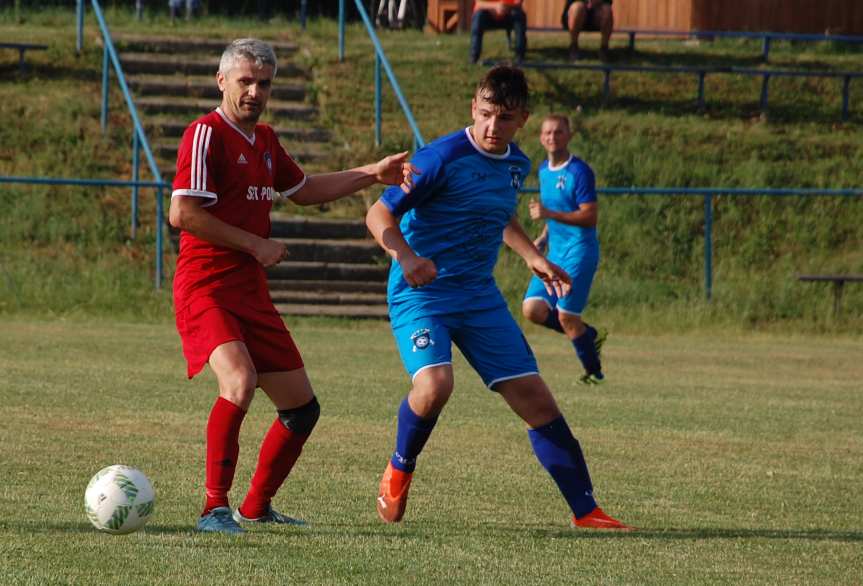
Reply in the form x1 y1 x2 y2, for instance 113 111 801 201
170 38 414 534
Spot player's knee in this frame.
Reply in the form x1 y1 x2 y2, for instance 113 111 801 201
218 366 258 407
277 396 320 436
412 367 454 412
522 300 549 324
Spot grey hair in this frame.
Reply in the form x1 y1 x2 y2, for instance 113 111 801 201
218 38 278 77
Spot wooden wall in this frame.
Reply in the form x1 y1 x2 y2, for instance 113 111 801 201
521 0 863 34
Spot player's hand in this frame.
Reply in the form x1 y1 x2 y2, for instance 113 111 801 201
528 199 546 221
530 256 571 298
253 238 288 268
401 255 437 288
374 151 420 193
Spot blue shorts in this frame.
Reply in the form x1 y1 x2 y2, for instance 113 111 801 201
390 306 538 390
523 253 598 315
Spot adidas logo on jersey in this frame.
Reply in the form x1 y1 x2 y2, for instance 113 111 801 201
237 153 248 165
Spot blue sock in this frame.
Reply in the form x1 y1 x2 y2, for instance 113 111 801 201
542 308 565 334
572 325 601 375
390 397 438 473
528 416 597 518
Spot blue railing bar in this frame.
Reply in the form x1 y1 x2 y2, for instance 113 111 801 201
101 45 109 131
518 187 862 197
338 0 345 62
155 186 164 290
91 0 162 185
374 52 382 146
526 27 863 44
704 193 713 301
76 0 84 54
300 0 308 30
132 132 140 239
0 176 169 189
351 0 426 147
507 61 863 78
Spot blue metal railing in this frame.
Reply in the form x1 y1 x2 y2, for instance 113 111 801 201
520 186 862 301
71 0 167 289
337 0 425 149
497 60 863 121
528 27 863 63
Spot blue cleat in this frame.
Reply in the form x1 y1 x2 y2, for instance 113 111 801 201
233 505 307 527
196 506 245 534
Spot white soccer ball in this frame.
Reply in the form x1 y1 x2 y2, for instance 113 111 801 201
84 465 155 534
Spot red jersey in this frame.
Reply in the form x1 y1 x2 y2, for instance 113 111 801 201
171 108 305 311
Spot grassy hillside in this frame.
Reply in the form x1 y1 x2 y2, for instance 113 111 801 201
0 8 861 330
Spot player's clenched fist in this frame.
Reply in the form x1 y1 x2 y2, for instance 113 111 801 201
528 198 547 220
400 255 437 288
253 238 288 268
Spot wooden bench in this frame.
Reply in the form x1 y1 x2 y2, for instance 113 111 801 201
1 42 48 73
797 274 863 318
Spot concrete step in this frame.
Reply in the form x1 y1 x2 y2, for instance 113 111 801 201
121 52 305 77
136 96 315 120
269 215 369 239
267 261 389 282
269 289 387 306
112 34 297 56
152 139 324 165
153 120 330 143
268 279 388 294
275 303 389 319
275 238 383 264
128 74 306 101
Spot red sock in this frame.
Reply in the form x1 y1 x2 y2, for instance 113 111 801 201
239 419 310 518
203 397 246 515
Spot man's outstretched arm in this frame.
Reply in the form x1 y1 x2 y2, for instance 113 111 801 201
290 152 417 206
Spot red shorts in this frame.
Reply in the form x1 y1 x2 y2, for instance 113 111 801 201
175 296 304 379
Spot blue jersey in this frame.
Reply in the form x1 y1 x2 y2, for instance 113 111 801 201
539 155 599 261
379 128 531 324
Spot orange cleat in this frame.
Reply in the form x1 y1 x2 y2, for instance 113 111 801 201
571 507 634 531
376 462 413 523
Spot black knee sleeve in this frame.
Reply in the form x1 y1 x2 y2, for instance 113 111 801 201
277 396 320 435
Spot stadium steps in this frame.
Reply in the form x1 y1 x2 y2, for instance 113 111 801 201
117 35 389 319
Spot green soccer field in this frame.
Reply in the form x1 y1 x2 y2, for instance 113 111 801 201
1 317 860 585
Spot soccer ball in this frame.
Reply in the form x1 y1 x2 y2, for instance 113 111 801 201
84 465 155 534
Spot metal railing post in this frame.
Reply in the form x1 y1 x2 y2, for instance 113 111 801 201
155 186 163 289
338 0 346 62
375 52 382 147
759 73 770 114
131 131 140 239
101 45 109 133
696 71 706 110
300 0 308 30
761 35 772 63
76 0 85 55
704 193 713 301
842 76 851 121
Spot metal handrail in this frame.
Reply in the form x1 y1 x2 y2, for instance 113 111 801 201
519 186 862 301
75 0 166 289
338 0 425 149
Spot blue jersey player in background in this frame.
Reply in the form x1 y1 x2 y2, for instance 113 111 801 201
523 114 606 385
366 66 631 531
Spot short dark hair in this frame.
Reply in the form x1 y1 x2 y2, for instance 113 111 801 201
542 113 571 130
475 65 529 111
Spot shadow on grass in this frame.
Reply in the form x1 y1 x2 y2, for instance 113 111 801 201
0 63 100 82
524 525 863 542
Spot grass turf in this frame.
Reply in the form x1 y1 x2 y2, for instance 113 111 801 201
1 317 860 584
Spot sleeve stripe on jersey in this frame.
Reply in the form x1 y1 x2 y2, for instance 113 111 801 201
191 123 212 192
281 175 307 198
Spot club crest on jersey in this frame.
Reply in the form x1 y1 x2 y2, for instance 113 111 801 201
556 175 567 190
410 328 434 352
237 153 248 165
264 152 273 174
509 166 523 190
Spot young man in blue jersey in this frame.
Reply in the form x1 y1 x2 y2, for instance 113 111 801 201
366 66 631 531
522 114 606 385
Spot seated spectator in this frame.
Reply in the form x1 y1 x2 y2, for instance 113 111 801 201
562 0 613 62
470 0 527 65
